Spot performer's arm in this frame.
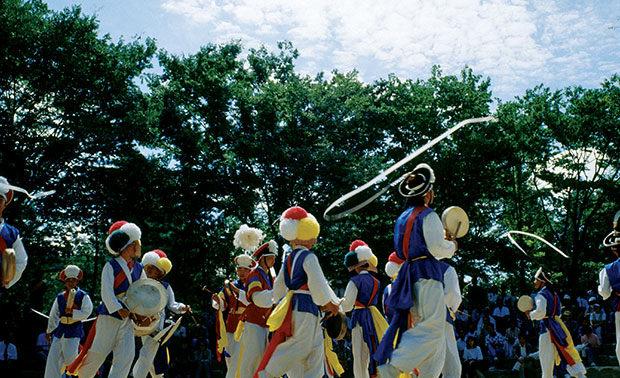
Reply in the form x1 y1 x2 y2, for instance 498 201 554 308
529 294 547 320
72 293 93 321
237 288 250 306
46 297 60 334
247 276 274 308
444 266 462 314
211 290 227 310
423 211 456 259
6 236 28 288
272 266 287 304
598 268 611 300
305 253 339 306
340 280 358 313
101 261 123 314
166 285 188 314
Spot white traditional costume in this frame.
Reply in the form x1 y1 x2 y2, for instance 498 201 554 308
375 164 456 378
0 177 28 289
255 206 340 378
67 221 145 378
44 265 93 378
439 262 462 378
132 250 188 378
598 213 620 365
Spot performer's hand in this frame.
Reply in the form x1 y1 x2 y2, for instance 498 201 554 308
183 305 191 313
118 309 131 319
46 333 52 344
525 310 530 319
65 308 73 315
321 301 339 318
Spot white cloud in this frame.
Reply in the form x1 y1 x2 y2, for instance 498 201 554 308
159 0 620 100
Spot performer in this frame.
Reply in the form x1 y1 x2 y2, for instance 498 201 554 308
341 240 387 378
132 250 190 378
67 221 145 378
44 265 93 378
598 210 620 365
382 252 404 323
527 268 586 378
255 206 340 378
375 163 457 378
238 239 278 378
0 176 28 288
212 253 254 378
439 261 462 378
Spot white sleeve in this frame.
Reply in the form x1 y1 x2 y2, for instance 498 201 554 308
72 293 93 321
46 297 60 334
444 266 462 313
529 294 547 321
101 262 123 314
305 253 338 306
598 268 612 300
252 289 275 308
166 285 186 314
340 280 358 313
423 211 456 260
272 268 287 303
237 289 250 306
6 236 28 288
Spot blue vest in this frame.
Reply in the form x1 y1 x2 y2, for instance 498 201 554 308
605 259 620 311
53 288 88 339
349 273 380 328
284 249 319 316
97 259 143 319
0 222 20 269
537 287 561 334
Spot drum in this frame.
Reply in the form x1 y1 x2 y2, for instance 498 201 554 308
441 206 470 238
66 288 76 310
125 278 167 335
133 313 161 336
323 312 347 340
1 248 16 287
517 295 534 312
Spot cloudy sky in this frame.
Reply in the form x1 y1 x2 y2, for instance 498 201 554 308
46 0 619 102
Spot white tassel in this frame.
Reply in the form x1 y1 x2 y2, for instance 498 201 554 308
233 224 264 251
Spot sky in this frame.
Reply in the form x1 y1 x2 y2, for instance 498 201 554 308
45 0 620 103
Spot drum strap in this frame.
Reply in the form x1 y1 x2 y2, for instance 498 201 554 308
402 206 427 260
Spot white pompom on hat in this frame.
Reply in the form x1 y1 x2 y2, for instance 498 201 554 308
142 249 172 276
60 265 83 281
384 251 405 279
279 206 320 241
235 254 257 269
345 240 377 272
105 221 142 255
233 225 265 252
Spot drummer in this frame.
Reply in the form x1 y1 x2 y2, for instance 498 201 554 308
67 221 145 378
211 253 254 378
375 163 457 377
255 206 340 378
340 240 387 378
597 210 620 365
44 265 93 378
527 268 586 378
0 176 28 289
133 250 190 378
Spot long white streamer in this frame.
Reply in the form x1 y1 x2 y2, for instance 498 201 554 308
0 183 55 200
323 116 497 221
504 230 569 259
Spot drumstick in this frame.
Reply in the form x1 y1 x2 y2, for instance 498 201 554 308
453 221 462 239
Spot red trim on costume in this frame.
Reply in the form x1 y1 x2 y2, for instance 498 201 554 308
401 206 427 260
113 270 128 290
0 238 7 253
253 300 294 378
66 316 98 375
354 276 380 308
548 328 577 366
62 290 80 309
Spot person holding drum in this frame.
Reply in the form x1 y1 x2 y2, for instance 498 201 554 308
133 249 190 378
212 253 254 378
375 163 457 378
0 176 28 289
527 268 586 378
340 240 387 378
255 206 340 378
67 220 146 378
44 265 93 378
235 238 278 378
598 210 620 365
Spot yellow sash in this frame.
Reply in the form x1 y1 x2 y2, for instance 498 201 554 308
216 310 228 354
552 316 582 366
324 332 345 377
370 306 389 342
267 291 295 332
234 320 245 342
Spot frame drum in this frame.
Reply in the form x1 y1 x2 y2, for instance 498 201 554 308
517 295 534 312
441 206 470 238
323 312 347 340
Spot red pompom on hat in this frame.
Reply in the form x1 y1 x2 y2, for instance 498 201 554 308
283 206 308 220
388 251 405 265
349 240 368 252
152 249 167 258
279 206 320 241
108 220 128 235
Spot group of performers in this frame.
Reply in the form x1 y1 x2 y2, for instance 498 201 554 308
1 163 620 378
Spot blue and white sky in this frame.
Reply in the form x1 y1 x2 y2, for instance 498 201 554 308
46 0 619 102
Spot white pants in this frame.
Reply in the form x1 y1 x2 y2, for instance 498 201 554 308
238 322 269 378
132 336 163 378
261 311 325 378
77 315 135 378
615 312 620 365
44 336 80 378
378 279 446 378
441 323 461 378
225 331 242 378
538 332 586 378
352 325 371 378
